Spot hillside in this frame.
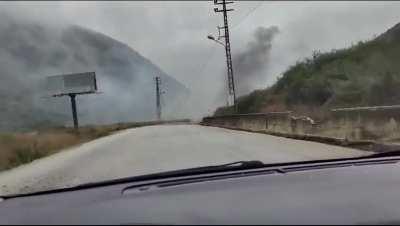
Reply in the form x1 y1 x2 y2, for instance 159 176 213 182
0 14 188 131
215 22 400 119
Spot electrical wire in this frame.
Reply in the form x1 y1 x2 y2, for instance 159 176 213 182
197 44 218 77
195 2 264 89
231 1 265 30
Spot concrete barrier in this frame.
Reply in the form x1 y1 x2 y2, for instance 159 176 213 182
202 112 321 135
201 106 400 151
203 112 292 133
329 105 400 140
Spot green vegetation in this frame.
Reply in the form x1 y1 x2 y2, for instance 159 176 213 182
215 23 400 119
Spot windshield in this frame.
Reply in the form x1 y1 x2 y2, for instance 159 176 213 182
1 1 399 196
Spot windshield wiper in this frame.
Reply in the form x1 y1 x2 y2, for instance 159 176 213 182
365 150 400 158
1 161 266 199
174 160 265 174
74 160 266 188
4 153 400 199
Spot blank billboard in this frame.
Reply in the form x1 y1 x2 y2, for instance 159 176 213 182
46 72 97 96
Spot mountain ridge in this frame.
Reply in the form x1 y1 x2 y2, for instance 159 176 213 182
0 14 188 131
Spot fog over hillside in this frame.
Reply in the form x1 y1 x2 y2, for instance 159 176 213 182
0 12 189 131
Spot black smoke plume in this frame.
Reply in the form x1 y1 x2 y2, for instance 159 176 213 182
233 26 279 95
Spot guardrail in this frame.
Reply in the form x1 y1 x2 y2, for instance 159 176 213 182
332 105 400 112
202 112 295 134
205 112 292 119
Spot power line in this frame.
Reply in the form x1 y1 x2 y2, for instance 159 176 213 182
231 1 264 30
199 1 264 104
198 45 218 78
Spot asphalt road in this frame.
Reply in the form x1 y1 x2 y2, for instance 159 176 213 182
0 124 368 196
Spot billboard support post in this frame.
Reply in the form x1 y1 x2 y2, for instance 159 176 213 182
69 94 78 129
46 72 99 130
155 76 162 121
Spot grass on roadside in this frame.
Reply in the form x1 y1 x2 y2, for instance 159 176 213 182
0 121 171 172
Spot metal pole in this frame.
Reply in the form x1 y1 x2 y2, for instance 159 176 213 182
214 0 237 112
69 94 79 129
222 0 236 106
155 77 161 121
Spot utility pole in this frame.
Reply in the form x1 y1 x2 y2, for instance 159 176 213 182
213 0 237 111
155 76 162 121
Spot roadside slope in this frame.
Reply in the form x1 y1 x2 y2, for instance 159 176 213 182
216 22 400 117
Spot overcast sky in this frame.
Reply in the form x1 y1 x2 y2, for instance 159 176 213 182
2 1 400 115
